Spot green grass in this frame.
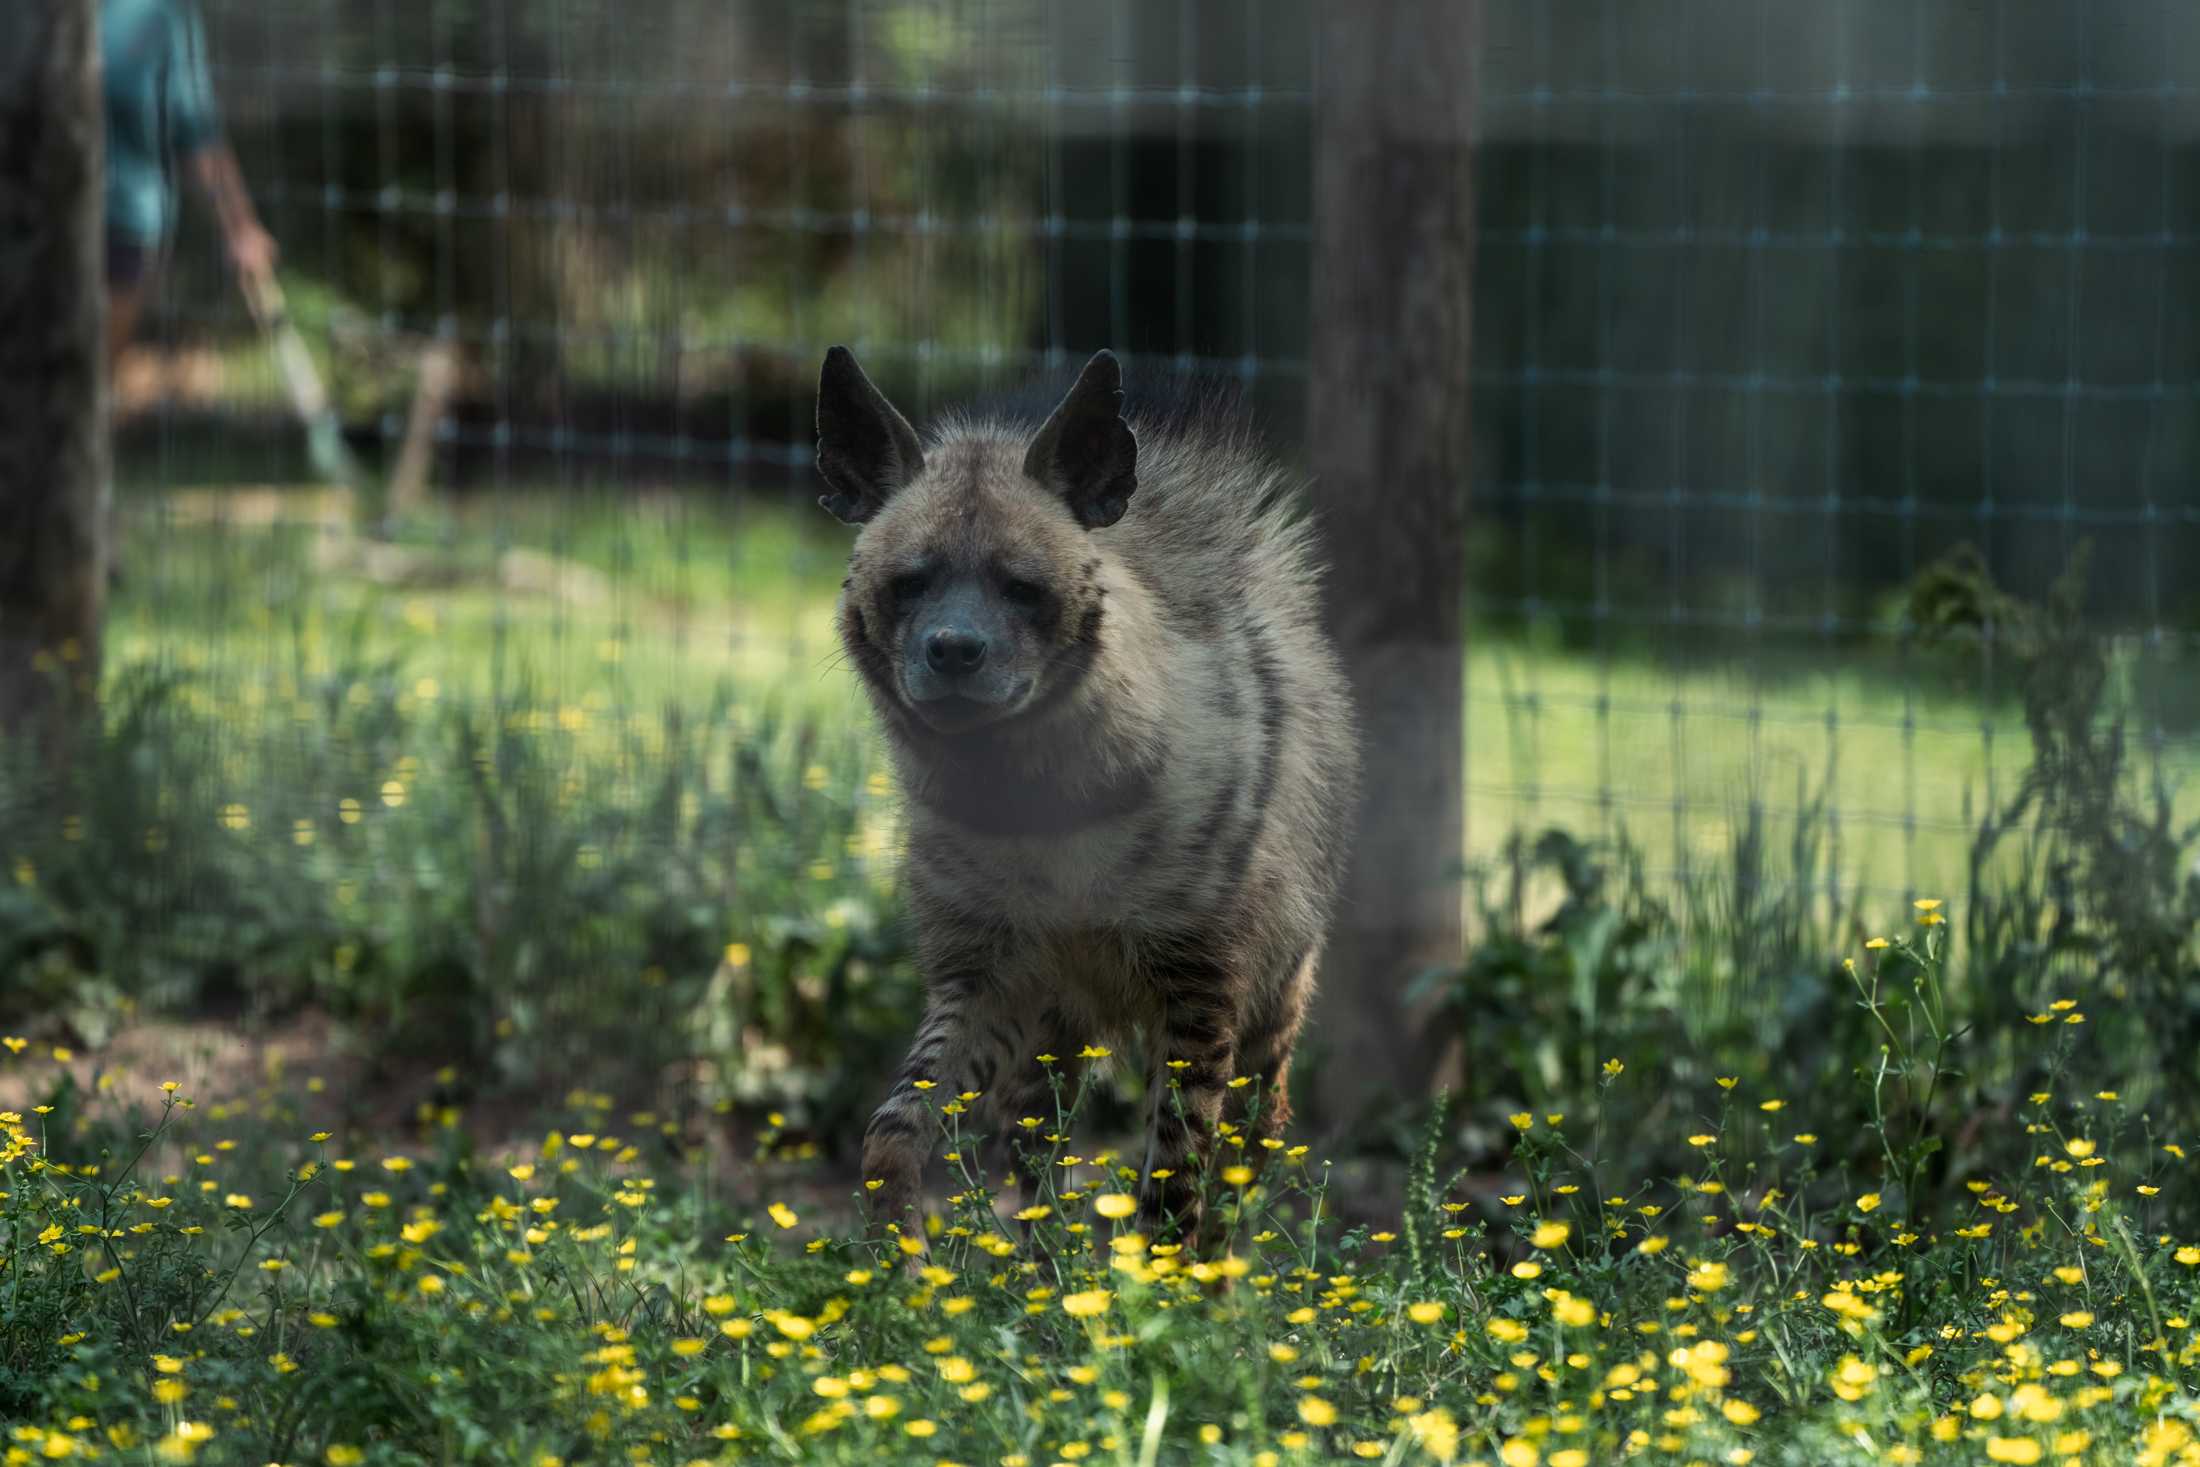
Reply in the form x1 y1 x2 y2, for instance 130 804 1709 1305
110 490 861 723
7 928 2200 1464
109 484 2200 907
1470 625 2200 903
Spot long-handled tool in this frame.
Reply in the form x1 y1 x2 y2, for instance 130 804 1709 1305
236 263 373 509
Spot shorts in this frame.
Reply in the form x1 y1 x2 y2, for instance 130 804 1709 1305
105 235 162 290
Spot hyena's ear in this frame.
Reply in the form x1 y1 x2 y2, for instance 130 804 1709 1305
815 346 926 525
1023 349 1137 530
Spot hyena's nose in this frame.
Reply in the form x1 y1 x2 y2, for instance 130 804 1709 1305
924 626 989 676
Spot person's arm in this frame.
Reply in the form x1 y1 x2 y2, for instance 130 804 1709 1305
190 143 276 279
168 0 276 280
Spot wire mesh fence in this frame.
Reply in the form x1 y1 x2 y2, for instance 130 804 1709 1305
122 0 2200 911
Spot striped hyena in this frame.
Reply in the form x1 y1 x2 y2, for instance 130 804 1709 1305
816 346 1358 1241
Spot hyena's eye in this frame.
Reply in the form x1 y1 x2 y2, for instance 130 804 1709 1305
888 570 930 605
1000 577 1047 607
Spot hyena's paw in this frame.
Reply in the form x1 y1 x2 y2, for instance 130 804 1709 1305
1135 1170 1207 1251
863 1193 936 1273
860 1126 926 1257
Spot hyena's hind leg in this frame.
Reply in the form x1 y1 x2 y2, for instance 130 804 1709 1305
1229 947 1317 1146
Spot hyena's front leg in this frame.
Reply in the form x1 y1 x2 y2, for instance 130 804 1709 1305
1139 979 1238 1244
863 976 984 1243
976 1005 1078 1250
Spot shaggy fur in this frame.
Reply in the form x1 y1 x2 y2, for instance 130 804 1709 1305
817 347 1358 1241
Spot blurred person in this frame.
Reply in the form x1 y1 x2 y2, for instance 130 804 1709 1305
101 0 276 369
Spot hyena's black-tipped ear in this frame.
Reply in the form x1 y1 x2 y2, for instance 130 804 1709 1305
815 346 925 525
1023 349 1137 530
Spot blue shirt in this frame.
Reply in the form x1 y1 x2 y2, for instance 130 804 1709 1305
101 0 220 245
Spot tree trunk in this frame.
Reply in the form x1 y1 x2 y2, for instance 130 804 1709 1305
1307 1 1477 1126
0 0 109 761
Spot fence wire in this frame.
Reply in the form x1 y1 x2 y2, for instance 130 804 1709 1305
124 0 2200 907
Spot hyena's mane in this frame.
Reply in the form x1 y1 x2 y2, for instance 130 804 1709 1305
930 363 1317 623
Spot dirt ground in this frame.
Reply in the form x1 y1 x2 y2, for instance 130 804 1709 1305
3 1009 1425 1234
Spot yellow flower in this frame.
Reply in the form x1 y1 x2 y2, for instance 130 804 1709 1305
1983 1438 2042 1465
1855 1193 1881 1213
1827 1355 1877 1401
1530 1220 1571 1249
1686 1260 1730 1291
2058 1311 2094 1328
1406 1301 1446 1325
1061 1290 1111 1318
1221 1165 1254 1186
1509 1112 1533 1131
767 1203 798 1229
1721 1398 1760 1426
1093 1193 1136 1219
1549 1292 1595 1327
1297 1396 1337 1428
